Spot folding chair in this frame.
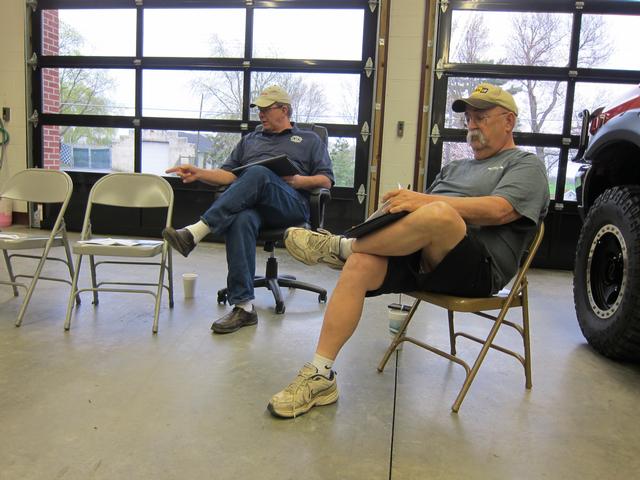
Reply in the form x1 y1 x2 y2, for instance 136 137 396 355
0 168 76 326
378 223 545 412
64 173 174 334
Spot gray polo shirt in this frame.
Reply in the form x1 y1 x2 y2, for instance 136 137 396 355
428 148 549 290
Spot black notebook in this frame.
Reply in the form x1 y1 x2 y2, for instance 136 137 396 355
232 155 302 177
343 210 409 238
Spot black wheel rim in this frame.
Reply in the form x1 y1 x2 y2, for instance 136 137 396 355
586 224 627 319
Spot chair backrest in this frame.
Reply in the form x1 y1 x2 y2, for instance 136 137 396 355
89 173 173 208
508 222 545 296
82 173 174 237
0 168 72 204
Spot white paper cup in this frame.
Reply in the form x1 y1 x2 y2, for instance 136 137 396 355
388 308 408 350
182 273 198 299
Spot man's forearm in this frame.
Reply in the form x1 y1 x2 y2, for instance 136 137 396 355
426 194 520 225
296 174 332 190
196 168 237 186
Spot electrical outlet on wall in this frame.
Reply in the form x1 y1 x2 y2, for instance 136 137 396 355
2 107 10 122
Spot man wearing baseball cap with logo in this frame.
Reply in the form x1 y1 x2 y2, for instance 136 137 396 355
266 82 549 419
163 85 334 334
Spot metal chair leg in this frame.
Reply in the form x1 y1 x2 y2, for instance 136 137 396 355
2 249 19 297
64 254 83 331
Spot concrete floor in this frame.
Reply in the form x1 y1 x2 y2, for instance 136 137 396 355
1 229 639 479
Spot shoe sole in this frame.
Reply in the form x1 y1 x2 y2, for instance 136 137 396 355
211 318 258 334
267 388 339 419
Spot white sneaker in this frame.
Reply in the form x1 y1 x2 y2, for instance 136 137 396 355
268 363 338 418
283 228 345 270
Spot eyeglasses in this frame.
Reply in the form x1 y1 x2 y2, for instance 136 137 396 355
463 111 510 128
257 104 283 114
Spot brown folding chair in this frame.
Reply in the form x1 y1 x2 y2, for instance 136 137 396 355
378 223 545 412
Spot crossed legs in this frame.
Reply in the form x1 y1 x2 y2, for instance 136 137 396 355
268 201 467 418
316 200 467 359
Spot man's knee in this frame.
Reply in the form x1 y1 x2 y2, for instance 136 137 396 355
413 201 465 235
342 253 387 290
235 165 273 185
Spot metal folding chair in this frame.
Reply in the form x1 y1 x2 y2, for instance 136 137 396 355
0 168 76 326
64 173 174 334
378 223 545 412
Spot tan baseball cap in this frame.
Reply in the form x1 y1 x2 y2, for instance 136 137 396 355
452 82 518 115
250 85 292 108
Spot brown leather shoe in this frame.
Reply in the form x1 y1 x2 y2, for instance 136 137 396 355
211 306 258 334
162 227 196 257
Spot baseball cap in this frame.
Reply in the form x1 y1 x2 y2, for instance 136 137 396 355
452 83 518 115
250 85 292 108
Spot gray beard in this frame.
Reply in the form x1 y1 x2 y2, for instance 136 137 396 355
467 129 487 147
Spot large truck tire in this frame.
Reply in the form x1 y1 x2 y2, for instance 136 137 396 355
573 185 640 361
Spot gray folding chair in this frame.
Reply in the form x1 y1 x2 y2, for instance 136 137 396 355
64 173 174 334
378 223 545 412
0 168 76 326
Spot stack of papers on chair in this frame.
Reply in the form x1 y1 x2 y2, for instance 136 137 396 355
77 238 157 247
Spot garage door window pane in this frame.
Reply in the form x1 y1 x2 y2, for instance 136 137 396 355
142 130 242 175
578 15 640 71
143 70 243 119
450 11 571 67
144 9 245 57
572 83 640 134
48 10 136 57
251 73 359 125
42 68 135 116
253 9 363 61
54 125 132 172
446 78 566 134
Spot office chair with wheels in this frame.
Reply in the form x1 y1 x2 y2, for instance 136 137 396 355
216 123 331 314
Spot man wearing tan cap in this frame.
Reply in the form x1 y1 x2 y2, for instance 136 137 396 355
266 82 549 418
163 85 333 334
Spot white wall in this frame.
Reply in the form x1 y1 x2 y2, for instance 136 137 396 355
0 0 28 208
378 0 426 200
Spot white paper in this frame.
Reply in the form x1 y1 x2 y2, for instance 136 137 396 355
0 233 22 239
77 238 153 247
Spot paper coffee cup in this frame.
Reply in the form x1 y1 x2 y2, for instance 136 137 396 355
182 273 198 299
388 308 408 350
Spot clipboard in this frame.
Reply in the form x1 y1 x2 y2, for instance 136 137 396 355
343 211 408 238
232 155 302 177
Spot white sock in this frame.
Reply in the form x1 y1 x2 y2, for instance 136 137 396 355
186 221 211 244
339 238 354 260
235 301 254 313
311 353 334 378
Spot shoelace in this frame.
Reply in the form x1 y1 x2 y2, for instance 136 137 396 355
285 368 314 419
312 229 340 257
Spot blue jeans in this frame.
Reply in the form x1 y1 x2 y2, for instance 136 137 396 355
201 166 310 306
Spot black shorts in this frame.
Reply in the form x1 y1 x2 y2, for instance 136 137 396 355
366 233 494 298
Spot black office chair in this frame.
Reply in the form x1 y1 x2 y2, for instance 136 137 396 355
216 124 331 314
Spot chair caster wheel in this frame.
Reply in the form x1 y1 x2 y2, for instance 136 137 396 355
217 291 227 304
319 292 327 303
275 302 285 314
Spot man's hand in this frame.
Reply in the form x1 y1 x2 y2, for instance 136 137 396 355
282 175 302 189
166 164 200 184
382 188 428 214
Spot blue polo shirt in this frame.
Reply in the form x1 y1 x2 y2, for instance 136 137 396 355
221 126 334 185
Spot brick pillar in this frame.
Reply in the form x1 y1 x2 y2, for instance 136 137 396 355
42 10 60 170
